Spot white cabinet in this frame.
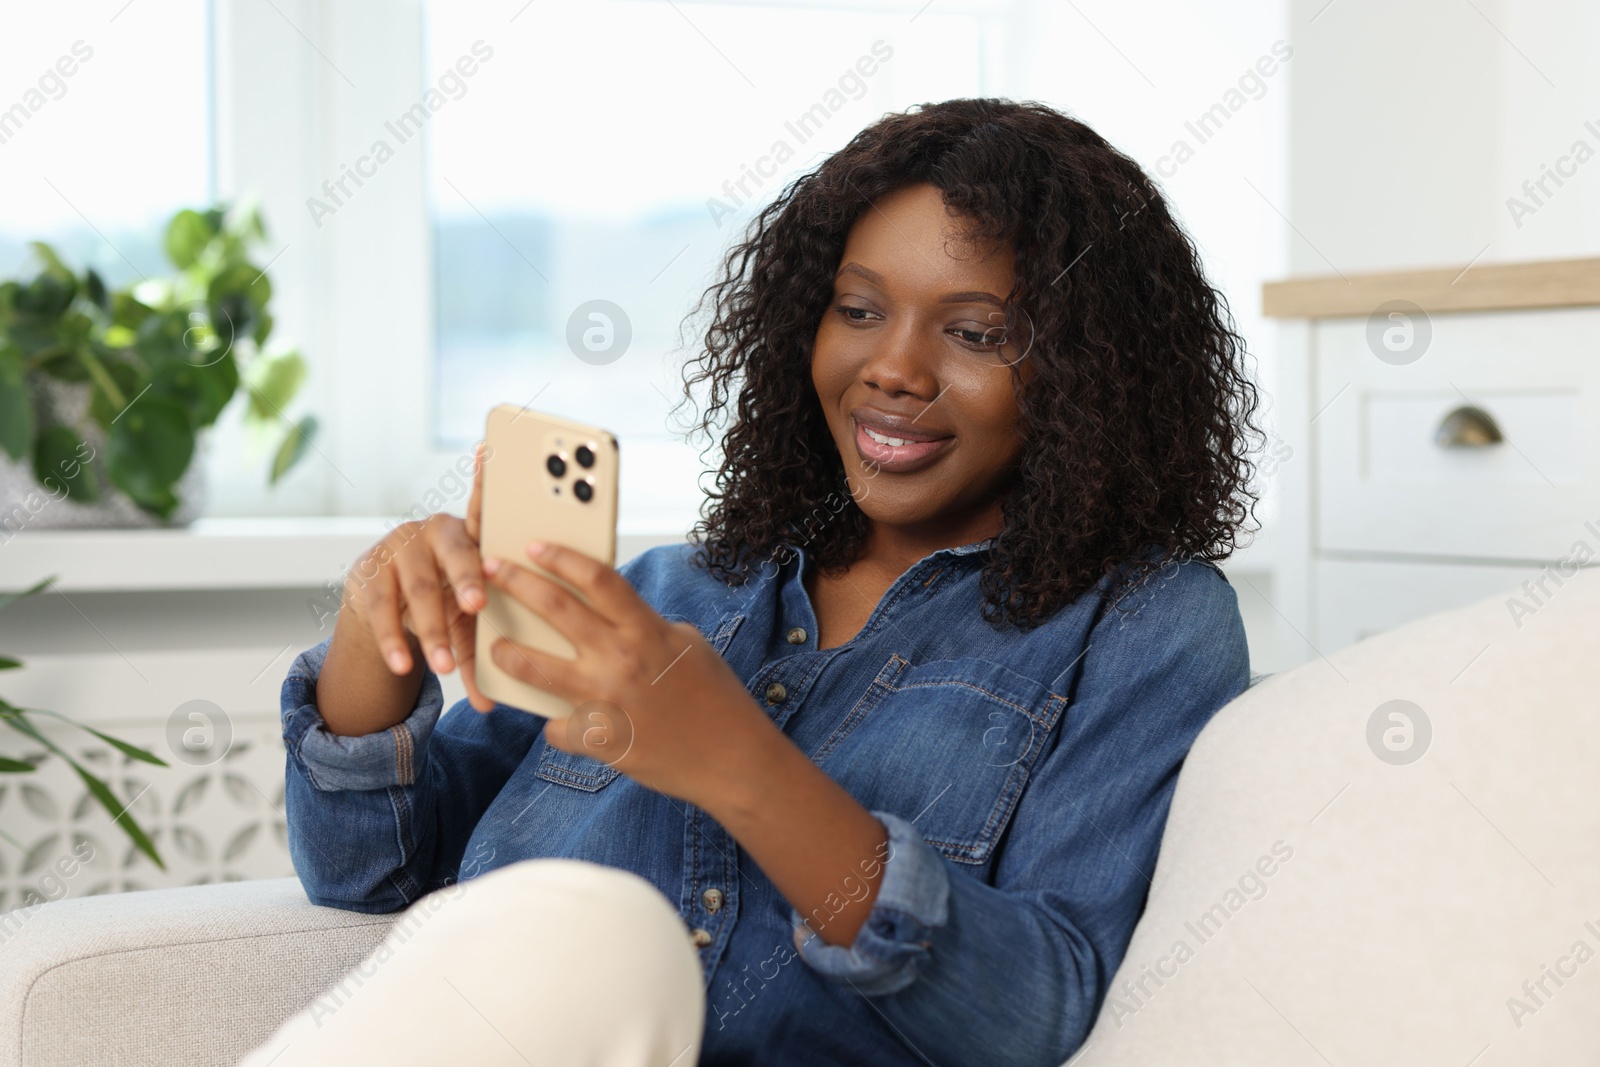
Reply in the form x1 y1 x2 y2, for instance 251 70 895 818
1315 308 1600 562
1264 258 1600 661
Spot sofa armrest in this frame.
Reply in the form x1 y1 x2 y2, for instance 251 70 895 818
0 877 398 1067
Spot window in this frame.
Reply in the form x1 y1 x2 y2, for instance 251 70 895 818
0 3 212 286
422 0 993 534
183 0 1285 537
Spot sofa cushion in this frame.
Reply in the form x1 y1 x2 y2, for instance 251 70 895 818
0 876 396 1067
1075 568 1600 1065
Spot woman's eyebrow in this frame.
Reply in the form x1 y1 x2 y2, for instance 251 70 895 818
835 262 1004 305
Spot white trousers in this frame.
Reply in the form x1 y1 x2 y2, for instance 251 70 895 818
236 859 706 1067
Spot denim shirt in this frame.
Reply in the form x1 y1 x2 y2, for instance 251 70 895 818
279 538 1249 1067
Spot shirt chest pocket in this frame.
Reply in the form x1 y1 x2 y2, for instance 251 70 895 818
812 655 1068 866
535 742 622 791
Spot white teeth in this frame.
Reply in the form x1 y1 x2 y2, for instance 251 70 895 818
864 426 914 448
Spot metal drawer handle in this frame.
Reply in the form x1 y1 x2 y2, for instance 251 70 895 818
1434 405 1503 449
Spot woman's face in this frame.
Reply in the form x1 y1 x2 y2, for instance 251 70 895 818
811 181 1031 537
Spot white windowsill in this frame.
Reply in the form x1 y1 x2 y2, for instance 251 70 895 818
3 517 689 593
4 513 1277 595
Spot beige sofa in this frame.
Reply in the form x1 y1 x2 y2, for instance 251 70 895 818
3 572 1596 1066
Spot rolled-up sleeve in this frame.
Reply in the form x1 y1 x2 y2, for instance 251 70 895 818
788 561 1250 1067
279 635 544 914
281 637 447 792
788 810 948 993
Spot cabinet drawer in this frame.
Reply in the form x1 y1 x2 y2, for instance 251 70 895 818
1315 307 1600 561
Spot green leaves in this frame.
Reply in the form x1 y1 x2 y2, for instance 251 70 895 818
13 245 76 321
0 202 316 519
0 576 54 614
26 708 168 768
107 395 193 517
83 268 109 313
0 700 164 870
108 289 154 334
134 305 204 370
165 209 215 270
246 347 306 421
0 575 169 868
0 344 31 460
32 424 97 502
249 347 317 486
271 413 319 485
206 261 271 352
152 356 233 430
85 352 141 428
27 242 71 278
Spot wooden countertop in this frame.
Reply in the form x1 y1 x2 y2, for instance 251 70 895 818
1263 256 1600 318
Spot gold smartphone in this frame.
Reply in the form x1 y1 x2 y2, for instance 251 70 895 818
474 405 619 718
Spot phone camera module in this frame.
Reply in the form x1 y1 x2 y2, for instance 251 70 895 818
546 453 567 478
573 478 594 503
575 444 596 469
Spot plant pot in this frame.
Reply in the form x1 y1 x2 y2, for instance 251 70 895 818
0 377 208 532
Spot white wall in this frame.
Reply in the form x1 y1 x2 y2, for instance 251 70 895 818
1003 0 1292 466
1287 0 1600 273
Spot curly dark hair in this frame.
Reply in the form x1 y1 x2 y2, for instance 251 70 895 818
676 97 1263 629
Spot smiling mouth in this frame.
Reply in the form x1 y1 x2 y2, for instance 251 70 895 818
851 416 954 473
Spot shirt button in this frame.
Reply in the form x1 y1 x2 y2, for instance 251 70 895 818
691 927 713 948
786 626 807 645
764 681 788 705
702 887 724 913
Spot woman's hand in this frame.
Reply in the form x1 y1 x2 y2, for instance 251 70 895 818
479 541 776 806
482 539 893 947
343 441 496 713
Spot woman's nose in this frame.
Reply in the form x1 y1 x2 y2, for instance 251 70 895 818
859 319 940 399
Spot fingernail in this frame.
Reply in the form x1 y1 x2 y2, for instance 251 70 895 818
483 557 501 576
430 646 454 671
526 540 546 557
459 585 484 609
387 648 408 672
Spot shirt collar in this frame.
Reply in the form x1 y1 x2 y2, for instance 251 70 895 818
784 535 995 577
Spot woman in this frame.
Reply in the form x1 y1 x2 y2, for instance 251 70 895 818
248 97 1260 1067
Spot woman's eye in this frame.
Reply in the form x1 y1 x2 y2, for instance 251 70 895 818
832 306 1006 348
953 324 1006 348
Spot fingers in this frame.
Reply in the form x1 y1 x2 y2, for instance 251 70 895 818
351 544 417 674
465 440 485 544
487 633 576 697
391 530 457 674
519 541 642 627
444 601 496 712
482 556 609 652
541 700 635 765
427 512 486 615
349 518 488 683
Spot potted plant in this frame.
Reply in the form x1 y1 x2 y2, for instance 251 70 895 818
0 202 318 526
1 576 167 868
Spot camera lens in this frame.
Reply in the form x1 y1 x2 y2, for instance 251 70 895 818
574 478 594 502
575 445 595 469
546 453 566 478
